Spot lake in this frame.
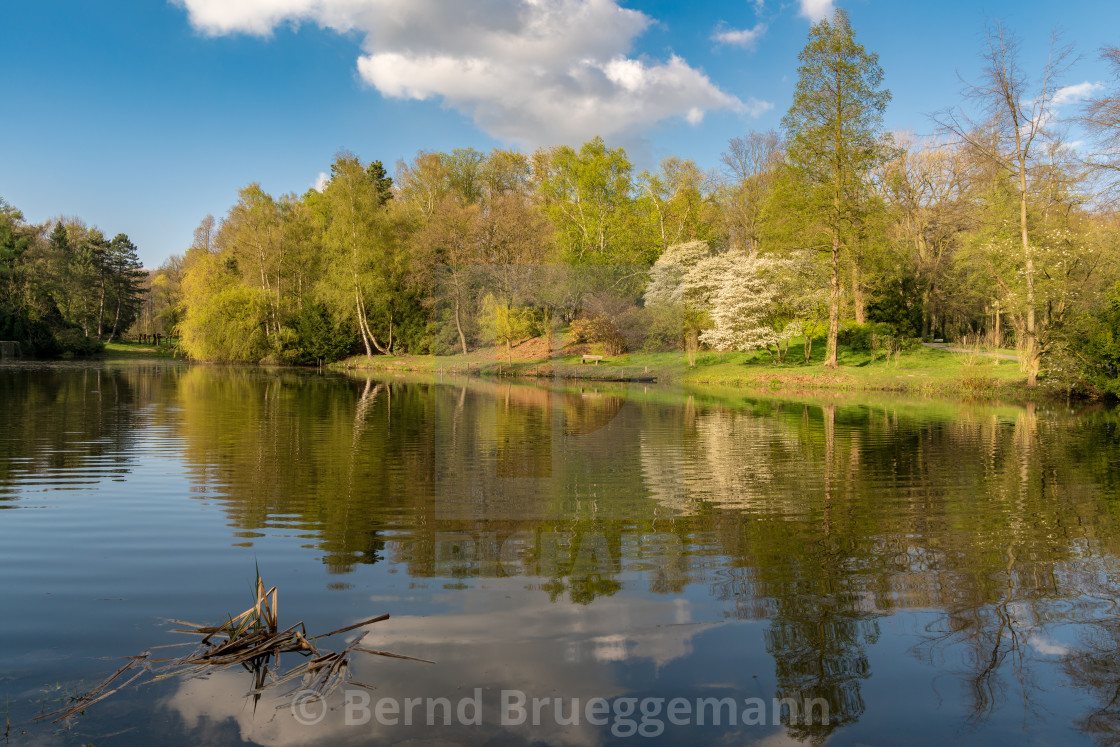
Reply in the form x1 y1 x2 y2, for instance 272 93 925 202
2 361 1119 745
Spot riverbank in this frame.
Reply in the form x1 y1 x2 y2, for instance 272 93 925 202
333 339 1045 401
100 341 180 361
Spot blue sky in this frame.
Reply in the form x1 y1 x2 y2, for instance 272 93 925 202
2 0 1117 267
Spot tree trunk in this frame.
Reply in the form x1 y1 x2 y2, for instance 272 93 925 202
354 285 372 357
826 80 842 370
96 273 106 340
110 281 123 341
454 295 468 355
825 232 840 369
852 264 866 325
1021 176 1039 387
921 287 931 340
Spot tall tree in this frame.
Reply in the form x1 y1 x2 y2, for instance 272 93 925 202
215 185 287 344
879 136 972 339
411 196 482 354
782 8 891 368
319 153 408 356
105 233 146 340
534 137 646 265
936 22 1073 386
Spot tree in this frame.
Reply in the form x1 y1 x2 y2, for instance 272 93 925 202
178 247 272 361
411 196 482 354
720 130 783 252
366 160 394 206
936 21 1074 386
637 157 715 253
319 153 409 356
215 184 287 346
879 135 973 339
782 8 891 368
700 252 780 354
105 233 146 340
534 137 650 265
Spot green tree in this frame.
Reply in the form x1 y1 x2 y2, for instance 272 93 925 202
781 8 891 368
410 196 482 355
319 153 410 356
105 233 146 340
534 137 649 265
366 160 394 206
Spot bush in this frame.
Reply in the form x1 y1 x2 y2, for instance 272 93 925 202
294 303 356 363
866 275 924 338
1050 283 1120 397
629 305 685 353
569 313 627 355
54 328 104 357
839 322 896 351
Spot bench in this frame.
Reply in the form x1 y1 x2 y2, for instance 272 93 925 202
581 354 604 365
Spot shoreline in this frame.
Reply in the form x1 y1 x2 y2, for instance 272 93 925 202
328 348 1066 404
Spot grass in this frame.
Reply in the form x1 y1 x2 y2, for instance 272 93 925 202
100 341 180 360
35 572 426 725
333 332 1036 402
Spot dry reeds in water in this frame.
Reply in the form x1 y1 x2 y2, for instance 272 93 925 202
36 573 429 724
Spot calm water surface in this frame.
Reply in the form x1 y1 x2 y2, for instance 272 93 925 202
2 362 1120 745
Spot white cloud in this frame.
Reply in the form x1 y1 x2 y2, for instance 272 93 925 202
1028 634 1070 657
1052 80 1105 108
712 23 767 49
312 171 328 192
798 0 834 22
175 0 764 147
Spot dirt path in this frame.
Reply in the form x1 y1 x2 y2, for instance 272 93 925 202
921 343 1020 361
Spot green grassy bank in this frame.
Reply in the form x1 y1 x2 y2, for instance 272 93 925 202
333 337 1044 402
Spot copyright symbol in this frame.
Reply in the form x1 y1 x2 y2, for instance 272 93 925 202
291 690 327 725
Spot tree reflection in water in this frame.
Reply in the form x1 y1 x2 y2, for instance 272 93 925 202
5 365 1120 744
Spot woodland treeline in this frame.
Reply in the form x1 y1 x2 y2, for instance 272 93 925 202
0 204 144 357
4 11 1120 391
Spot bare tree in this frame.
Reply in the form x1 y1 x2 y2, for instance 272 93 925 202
935 21 1075 386
719 130 783 252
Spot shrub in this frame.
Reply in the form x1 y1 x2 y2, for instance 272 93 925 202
54 328 104 357
569 313 627 355
839 322 895 351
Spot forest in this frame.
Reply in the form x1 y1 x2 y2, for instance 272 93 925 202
2 11 1119 393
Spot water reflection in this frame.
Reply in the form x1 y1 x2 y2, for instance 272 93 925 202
2 364 1120 744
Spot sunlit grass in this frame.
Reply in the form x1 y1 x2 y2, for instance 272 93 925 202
332 331 1034 400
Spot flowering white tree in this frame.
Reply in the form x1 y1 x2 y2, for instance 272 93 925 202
644 240 715 307
759 250 830 362
646 241 829 361
700 253 780 353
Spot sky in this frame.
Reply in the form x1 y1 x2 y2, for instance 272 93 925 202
1 0 1117 267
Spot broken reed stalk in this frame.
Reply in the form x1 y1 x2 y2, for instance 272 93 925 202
35 574 427 724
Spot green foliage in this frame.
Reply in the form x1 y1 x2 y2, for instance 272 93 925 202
1053 282 1120 396
0 198 143 357
53 328 104 357
179 250 273 362
536 137 657 266
866 273 924 338
839 322 897 351
480 294 538 361
294 302 356 363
